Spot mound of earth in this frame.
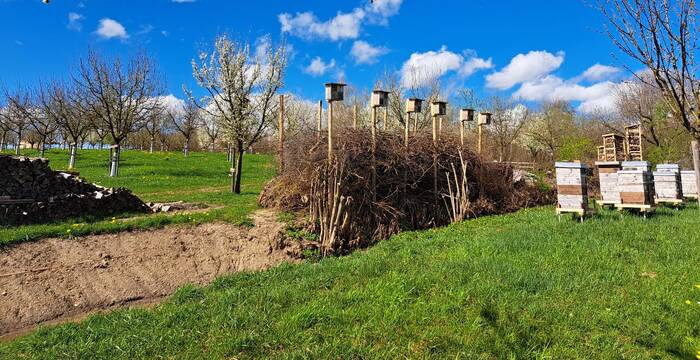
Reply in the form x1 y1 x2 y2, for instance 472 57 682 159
0 155 149 226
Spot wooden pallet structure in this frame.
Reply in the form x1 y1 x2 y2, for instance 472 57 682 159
654 164 684 206
602 133 625 162
555 162 590 222
681 170 698 199
597 146 605 161
624 123 643 161
616 161 655 217
595 161 622 206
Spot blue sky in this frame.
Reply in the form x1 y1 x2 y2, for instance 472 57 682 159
1 0 630 112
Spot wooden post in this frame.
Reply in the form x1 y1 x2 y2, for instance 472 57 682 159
353 104 357 129
432 114 438 204
278 94 285 173
460 120 465 148
371 106 377 201
328 101 334 164
439 117 443 136
404 112 410 148
478 124 483 154
383 107 388 131
692 140 700 207
317 100 323 141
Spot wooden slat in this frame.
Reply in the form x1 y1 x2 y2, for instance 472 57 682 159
557 185 584 196
620 192 649 204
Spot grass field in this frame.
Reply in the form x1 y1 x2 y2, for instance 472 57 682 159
1 204 699 358
0 149 275 246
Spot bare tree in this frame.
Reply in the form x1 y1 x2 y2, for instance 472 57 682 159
599 0 700 138
73 49 163 176
189 34 287 193
524 100 577 161
1 87 31 155
169 99 201 157
486 97 530 162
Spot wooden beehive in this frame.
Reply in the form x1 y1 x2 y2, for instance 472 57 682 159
371 90 389 108
595 161 621 205
431 101 447 117
602 134 625 161
478 112 492 125
653 164 683 204
617 162 655 211
681 170 698 199
406 98 423 113
324 83 346 102
555 162 589 215
625 123 643 161
460 108 475 123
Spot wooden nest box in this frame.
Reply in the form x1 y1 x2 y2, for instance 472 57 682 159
430 101 447 117
555 162 590 220
653 164 683 205
460 108 475 123
478 112 492 125
370 90 389 108
624 123 643 161
325 83 346 102
602 133 625 161
406 98 423 113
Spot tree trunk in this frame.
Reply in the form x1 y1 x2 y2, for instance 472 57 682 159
692 140 700 208
15 133 21 155
184 140 189 157
149 136 155 153
110 145 120 177
0 132 5 151
69 143 77 169
232 149 244 194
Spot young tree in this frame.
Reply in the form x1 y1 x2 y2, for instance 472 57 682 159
169 99 201 157
189 34 287 193
486 97 530 162
1 88 31 155
73 49 163 176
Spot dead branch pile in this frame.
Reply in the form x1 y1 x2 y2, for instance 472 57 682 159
259 129 553 254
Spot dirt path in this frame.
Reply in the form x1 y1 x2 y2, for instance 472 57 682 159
0 209 297 340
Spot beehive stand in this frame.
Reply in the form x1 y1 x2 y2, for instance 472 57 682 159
555 162 590 222
681 170 698 199
654 164 684 206
616 161 655 217
595 161 621 207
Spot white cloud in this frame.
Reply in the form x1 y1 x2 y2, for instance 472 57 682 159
579 63 621 82
279 0 402 41
304 57 336 77
96 18 128 40
158 94 186 114
350 40 388 64
513 75 618 113
400 46 492 87
67 12 83 31
486 50 565 90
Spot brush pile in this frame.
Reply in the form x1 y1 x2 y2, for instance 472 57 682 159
259 129 554 254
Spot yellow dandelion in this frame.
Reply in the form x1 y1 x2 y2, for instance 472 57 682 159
66 229 72 233
685 300 693 305
695 284 700 289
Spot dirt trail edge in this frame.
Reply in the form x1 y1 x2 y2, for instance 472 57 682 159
0 209 298 340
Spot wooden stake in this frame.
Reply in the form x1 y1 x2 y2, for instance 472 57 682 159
460 120 464 148
317 100 323 141
383 107 388 131
432 115 438 204
404 112 410 148
353 104 357 129
278 94 285 173
692 140 700 207
478 124 483 154
328 101 334 164
371 106 377 201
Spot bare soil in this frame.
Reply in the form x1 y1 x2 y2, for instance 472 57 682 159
0 209 298 340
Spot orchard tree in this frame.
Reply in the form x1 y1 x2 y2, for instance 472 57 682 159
1 87 31 155
74 49 163 176
169 99 201 157
189 34 287 193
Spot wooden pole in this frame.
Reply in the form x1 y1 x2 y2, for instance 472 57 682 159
328 101 334 164
432 115 438 204
404 112 410 148
478 124 483 154
439 117 443 136
460 120 465 148
353 104 357 129
692 140 700 207
383 107 388 131
278 94 285 173
317 100 323 141
371 106 377 201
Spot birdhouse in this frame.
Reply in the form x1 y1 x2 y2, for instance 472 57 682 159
431 101 447 117
371 90 389 108
478 112 492 125
324 83 346 102
406 98 423 113
460 108 475 123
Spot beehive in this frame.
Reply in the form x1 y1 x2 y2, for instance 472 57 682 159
324 83 346 102
555 162 589 216
478 112 492 125
406 98 423 113
681 170 698 199
371 90 389 108
595 161 621 205
460 108 475 123
617 161 655 211
431 101 447 117
653 164 683 204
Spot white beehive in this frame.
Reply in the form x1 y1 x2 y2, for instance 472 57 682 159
617 162 655 210
681 170 698 199
371 90 389 108
595 161 621 205
430 101 447 117
555 162 589 215
406 98 423 113
622 161 651 172
478 112 492 125
653 164 683 204
324 83 346 102
459 108 475 123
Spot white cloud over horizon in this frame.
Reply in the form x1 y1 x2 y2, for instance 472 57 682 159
486 50 565 90
304 56 336 77
400 46 493 88
95 18 128 40
67 12 83 31
350 40 388 64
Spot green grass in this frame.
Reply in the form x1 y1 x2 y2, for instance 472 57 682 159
2 205 699 358
0 148 275 246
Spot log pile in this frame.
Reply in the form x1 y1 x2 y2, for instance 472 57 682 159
681 170 698 199
653 164 683 204
0 155 149 226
